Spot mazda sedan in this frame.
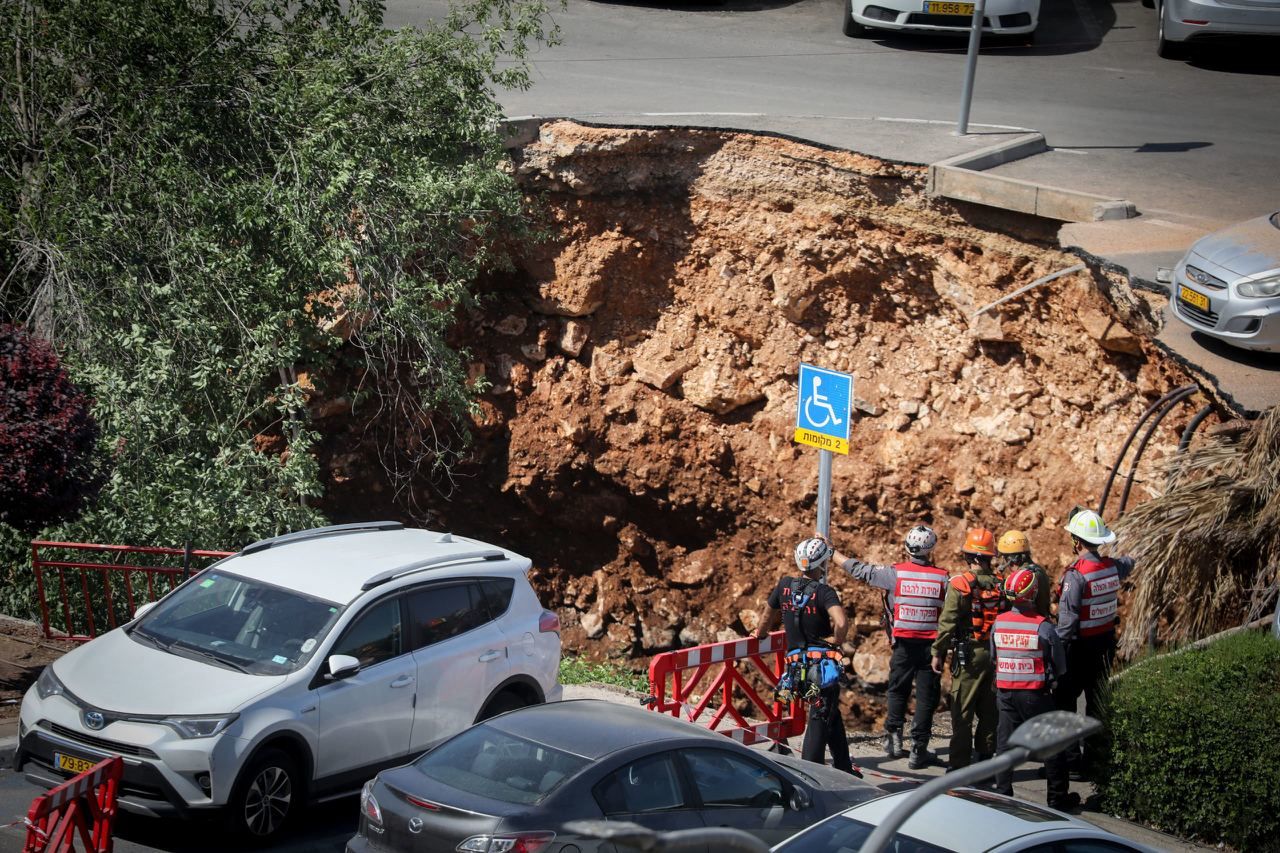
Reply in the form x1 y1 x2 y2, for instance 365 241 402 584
1171 211 1280 352
346 699 877 853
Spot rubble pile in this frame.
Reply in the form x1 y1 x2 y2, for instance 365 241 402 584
321 121 1205 725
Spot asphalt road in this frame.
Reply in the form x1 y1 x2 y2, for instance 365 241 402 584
384 0 1280 226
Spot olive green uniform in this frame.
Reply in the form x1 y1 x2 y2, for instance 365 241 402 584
933 568 1001 769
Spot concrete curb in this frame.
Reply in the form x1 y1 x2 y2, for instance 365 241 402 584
928 132 1137 223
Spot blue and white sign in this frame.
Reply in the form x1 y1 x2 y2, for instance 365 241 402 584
794 363 853 455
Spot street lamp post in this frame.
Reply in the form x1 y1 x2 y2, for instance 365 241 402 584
858 711 1103 853
955 0 990 135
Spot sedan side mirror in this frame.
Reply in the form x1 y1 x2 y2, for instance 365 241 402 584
325 654 361 681
789 786 812 811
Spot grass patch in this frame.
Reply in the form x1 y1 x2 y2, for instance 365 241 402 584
559 655 648 693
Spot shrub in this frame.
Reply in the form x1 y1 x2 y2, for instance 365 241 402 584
1097 630 1280 850
0 325 105 533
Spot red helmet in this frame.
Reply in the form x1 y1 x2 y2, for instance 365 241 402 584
1004 568 1039 604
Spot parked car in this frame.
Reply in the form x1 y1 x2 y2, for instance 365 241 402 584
1170 211 1280 352
346 698 878 853
772 787 1160 853
1145 0 1280 58
842 0 1038 42
15 522 562 842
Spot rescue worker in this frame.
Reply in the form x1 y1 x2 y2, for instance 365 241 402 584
833 525 946 769
991 568 1078 811
931 527 1004 771
754 537 854 774
997 530 1052 618
1055 508 1135 778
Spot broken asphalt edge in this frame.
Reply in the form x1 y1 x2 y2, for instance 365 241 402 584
500 114 1139 224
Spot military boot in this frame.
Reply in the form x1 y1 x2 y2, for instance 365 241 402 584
883 730 905 759
908 743 935 770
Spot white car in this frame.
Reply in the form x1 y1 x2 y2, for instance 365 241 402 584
773 787 1159 853
843 0 1038 40
15 522 562 841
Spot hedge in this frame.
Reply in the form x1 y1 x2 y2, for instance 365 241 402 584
1097 630 1280 851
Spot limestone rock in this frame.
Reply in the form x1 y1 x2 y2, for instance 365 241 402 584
590 348 634 385
559 319 590 357
682 357 764 414
1079 307 1143 356
495 315 527 336
581 610 605 640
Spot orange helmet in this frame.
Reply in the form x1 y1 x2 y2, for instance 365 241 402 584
962 527 996 556
1004 567 1039 604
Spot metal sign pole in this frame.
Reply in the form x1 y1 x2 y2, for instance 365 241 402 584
955 0 988 135
817 450 833 539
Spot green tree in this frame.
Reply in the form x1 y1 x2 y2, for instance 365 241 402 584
0 0 553 562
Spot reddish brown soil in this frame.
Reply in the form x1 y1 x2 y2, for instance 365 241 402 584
0 617 77 725
313 122 1209 727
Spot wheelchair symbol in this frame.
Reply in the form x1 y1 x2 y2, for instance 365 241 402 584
804 376 843 429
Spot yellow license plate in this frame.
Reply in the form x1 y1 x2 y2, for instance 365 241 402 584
55 752 97 775
1180 286 1210 311
924 2 976 13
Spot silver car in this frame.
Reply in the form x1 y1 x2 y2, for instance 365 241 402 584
1171 211 1280 353
1149 0 1280 58
773 788 1160 853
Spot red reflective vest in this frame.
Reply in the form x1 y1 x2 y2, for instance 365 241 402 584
992 611 1047 690
1073 557 1121 638
890 562 949 640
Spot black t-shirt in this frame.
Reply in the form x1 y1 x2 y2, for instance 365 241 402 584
768 575 841 649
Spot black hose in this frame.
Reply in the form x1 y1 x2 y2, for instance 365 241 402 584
1118 386 1198 514
1098 384 1197 516
1178 404 1215 453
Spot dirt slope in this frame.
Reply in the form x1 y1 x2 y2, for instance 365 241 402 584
320 122 1208 726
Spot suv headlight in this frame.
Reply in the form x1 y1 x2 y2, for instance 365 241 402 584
1238 275 1280 298
35 666 66 700
160 714 239 739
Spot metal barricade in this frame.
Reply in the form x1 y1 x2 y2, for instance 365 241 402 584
646 631 806 746
23 756 123 853
32 541 234 642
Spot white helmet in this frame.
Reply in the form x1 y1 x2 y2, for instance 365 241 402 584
794 537 834 575
904 525 938 558
1064 509 1117 545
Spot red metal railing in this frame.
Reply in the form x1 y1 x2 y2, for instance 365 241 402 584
32 541 235 643
23 755 122 853
646 631 807 746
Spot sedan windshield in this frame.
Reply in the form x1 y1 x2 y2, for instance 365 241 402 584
414 725 589 805
132 571 342 675
774 816 955 853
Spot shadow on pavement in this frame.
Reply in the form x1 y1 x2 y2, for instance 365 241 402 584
1189 332 1280 370
111 798 357 853
1184 38 1280 76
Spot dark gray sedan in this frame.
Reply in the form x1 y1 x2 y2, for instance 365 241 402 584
345 699 878 853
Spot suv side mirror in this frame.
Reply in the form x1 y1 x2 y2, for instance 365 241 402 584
133 601 157 621
326 654 361 681
789 786 812 811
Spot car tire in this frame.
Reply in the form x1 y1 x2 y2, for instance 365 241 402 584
842 2 869 36
226 748 301 844
1156 2 1189 58
479 690 529 721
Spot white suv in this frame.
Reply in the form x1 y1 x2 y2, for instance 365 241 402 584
15 522 562 841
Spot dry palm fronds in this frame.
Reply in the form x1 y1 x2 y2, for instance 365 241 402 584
1115 405 1280 657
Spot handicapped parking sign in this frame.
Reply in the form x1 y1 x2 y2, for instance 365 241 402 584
794 363 853 455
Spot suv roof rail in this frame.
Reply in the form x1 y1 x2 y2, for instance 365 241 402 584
361 549 507 591
241 521 405 556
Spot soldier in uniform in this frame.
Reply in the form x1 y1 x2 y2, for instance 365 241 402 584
932 528 1004 771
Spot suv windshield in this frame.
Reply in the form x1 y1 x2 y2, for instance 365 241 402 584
414 725 589 805
132 570 343 675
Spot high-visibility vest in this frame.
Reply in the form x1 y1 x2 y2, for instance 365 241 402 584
950 571 1005 641
1073 557 1121 637
890 562 948 640
992 611 1047 690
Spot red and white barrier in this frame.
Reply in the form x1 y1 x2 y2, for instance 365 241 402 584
23 756 122 853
